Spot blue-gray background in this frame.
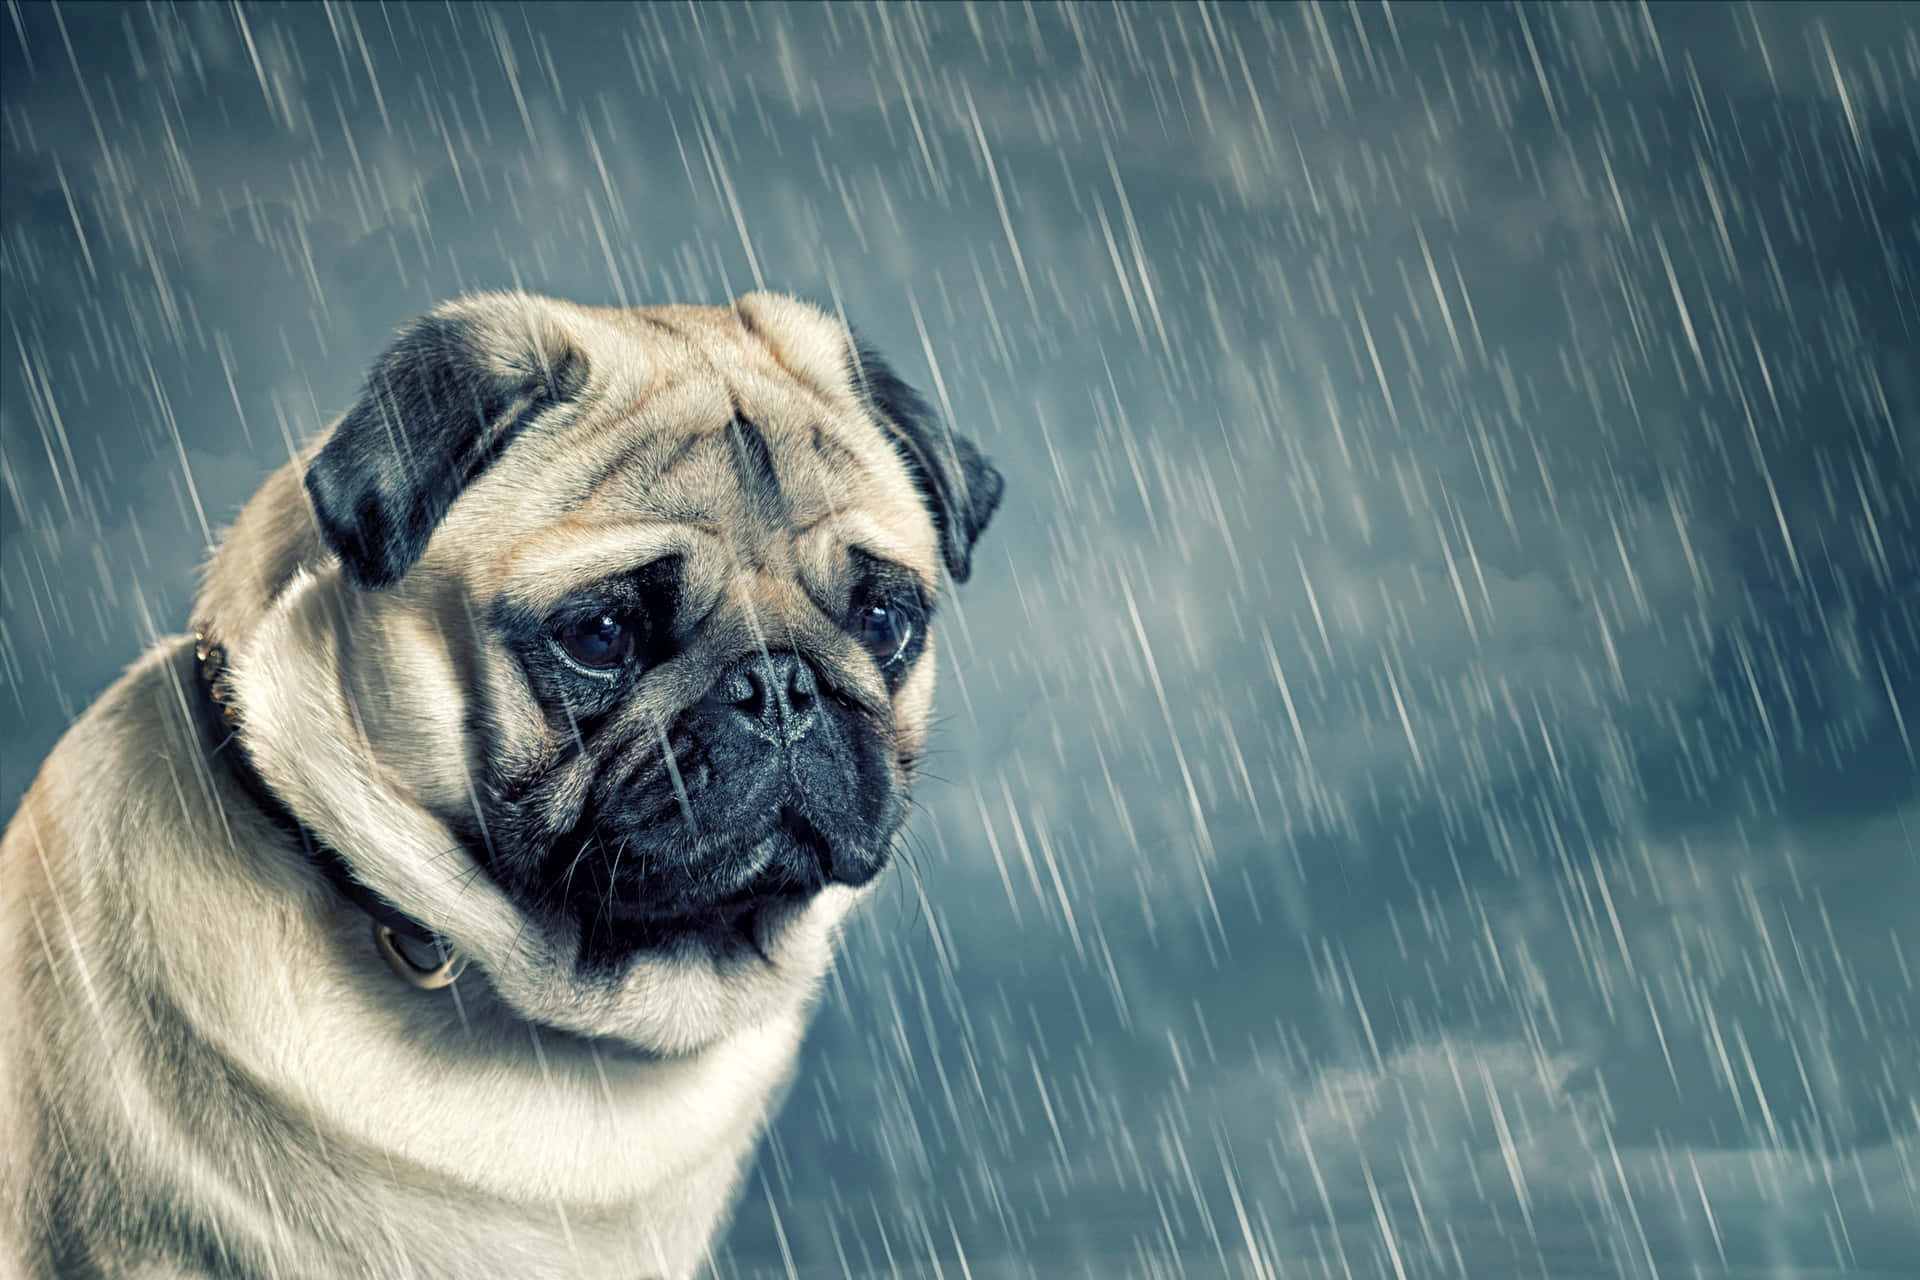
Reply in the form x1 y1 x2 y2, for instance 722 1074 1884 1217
3 3 1916 1276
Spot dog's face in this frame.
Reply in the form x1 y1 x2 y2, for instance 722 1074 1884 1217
227 292 999 1053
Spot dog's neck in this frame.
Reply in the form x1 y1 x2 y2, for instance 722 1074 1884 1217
194 453 333 649
191 624 467 990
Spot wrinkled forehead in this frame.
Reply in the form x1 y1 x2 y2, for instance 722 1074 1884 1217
462 296 938 607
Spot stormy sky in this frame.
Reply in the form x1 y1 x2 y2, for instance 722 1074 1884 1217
3 3 1916 1277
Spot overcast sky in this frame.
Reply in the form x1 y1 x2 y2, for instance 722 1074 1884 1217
3 4 1916 1276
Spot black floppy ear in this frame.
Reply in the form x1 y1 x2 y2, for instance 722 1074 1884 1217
848 339 1004 583
304 294 588 589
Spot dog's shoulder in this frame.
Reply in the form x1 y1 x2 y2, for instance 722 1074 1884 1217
4 637 204 897
1 637 215 1277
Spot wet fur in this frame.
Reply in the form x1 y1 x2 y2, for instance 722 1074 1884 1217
0 292 1000 1278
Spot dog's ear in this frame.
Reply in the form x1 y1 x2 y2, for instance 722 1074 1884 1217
305 294 588 590
848 339 1003 583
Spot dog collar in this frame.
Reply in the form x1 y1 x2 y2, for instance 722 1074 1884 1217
191 627 467 991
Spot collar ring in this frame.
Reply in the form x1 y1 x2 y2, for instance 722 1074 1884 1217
373 922 467 990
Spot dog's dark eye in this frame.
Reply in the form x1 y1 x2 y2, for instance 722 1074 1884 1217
556 613 636 672
856 603 913 666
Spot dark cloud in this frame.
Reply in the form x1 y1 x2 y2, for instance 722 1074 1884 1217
4 3 1915 1276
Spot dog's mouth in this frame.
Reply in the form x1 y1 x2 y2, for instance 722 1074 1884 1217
763 806 836 883
583 807 845 954
487 740 901 969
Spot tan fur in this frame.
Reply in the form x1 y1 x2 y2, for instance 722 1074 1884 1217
1 292 979 1278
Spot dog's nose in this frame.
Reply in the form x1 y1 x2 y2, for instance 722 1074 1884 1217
713 653 820 743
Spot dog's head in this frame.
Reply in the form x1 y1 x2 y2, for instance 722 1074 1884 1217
215 292 1000 1052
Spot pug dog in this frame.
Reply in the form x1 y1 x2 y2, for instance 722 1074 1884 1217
0 291 1002 1279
